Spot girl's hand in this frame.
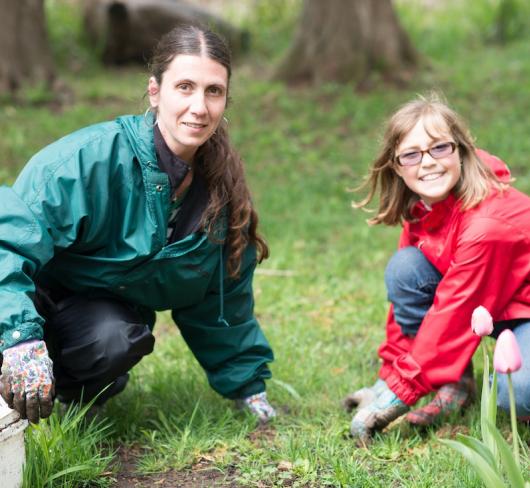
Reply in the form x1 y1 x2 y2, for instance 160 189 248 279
343 378 388 412
349 383 409 443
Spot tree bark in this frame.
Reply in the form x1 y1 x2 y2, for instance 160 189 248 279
274 0 418 86
0 0 55 95
83 0 250 65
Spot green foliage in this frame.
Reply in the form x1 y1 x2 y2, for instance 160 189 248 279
45 0 100 70
441 343 529 488
23 401 115 488
395 0 530 61
240 0 302 63
492 0 530 44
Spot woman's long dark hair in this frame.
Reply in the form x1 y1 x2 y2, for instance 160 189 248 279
148 25 268 277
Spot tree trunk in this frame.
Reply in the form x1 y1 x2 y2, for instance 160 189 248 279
83 0 250 65
0 0 55 95
275 0 418 86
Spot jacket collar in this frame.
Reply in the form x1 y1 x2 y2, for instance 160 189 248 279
410 193 457 231
116 113 157 167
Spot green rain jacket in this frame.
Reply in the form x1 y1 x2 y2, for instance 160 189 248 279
0 114 273 399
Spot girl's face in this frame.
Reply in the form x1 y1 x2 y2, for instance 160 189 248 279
148 54 228 163
394 119 461 206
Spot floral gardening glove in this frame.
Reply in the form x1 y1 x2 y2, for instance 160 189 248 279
235 391 276 423
343 378 388 412
0 340 55 423
349 382 409 443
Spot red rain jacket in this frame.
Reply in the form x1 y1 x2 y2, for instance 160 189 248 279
379 150 530 405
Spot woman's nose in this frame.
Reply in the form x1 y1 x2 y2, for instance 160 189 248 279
189 92 207 115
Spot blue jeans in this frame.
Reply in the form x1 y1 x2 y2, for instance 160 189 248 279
385 246 530 418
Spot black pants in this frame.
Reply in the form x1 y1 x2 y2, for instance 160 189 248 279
36 290 156 405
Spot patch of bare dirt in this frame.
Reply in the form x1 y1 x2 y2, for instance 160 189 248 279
113 446 240 487
112 423 283 487
435 424 470 439
247 423 278 446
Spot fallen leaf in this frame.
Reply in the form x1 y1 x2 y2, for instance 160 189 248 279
278 460 293 471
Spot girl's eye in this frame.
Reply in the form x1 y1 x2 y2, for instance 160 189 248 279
430 142 454 157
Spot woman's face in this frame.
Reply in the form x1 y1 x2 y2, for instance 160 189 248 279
394 119 461 206
148 54 228 163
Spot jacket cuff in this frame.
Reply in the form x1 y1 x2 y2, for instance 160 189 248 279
0 323 43 353
383 370 423 406
231 379 266 400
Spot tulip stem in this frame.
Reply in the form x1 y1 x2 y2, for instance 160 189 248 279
482 345 489 392
507 373 520 468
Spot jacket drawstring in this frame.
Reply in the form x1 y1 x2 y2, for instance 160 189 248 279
218 245 230 327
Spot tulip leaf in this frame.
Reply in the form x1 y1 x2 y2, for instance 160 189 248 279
485 419 526 488
487 371 499 460
440 439 508 488
454 433 496 468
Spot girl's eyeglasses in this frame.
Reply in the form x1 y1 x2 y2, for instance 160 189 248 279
396 141 457 167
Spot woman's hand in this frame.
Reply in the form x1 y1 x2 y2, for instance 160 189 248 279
0 340 55 423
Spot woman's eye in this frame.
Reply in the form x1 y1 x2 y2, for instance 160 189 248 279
208 86 223 95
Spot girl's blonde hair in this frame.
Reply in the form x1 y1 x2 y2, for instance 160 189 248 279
356 94 504 225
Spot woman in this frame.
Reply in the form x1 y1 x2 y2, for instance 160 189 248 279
345 95 530 442
0 25 275 424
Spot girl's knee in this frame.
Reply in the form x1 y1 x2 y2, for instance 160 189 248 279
385 247 434 296
497 374 530 417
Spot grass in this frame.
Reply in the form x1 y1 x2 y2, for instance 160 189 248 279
1 0 529 486
23 401 115 487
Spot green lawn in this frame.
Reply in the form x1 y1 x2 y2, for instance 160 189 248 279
1 1 529 486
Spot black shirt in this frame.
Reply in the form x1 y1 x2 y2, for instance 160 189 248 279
153 125 209 243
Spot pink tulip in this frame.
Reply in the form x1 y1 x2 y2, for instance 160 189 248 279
471 306 494 337
494 329 522 374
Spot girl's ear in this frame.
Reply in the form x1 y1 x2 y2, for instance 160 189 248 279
148 77 160 108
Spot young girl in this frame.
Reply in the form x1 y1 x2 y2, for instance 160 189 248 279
0 25 275 424
345 95 530 441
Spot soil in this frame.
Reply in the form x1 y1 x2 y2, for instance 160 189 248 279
112 424 278 487
113 446 240 487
